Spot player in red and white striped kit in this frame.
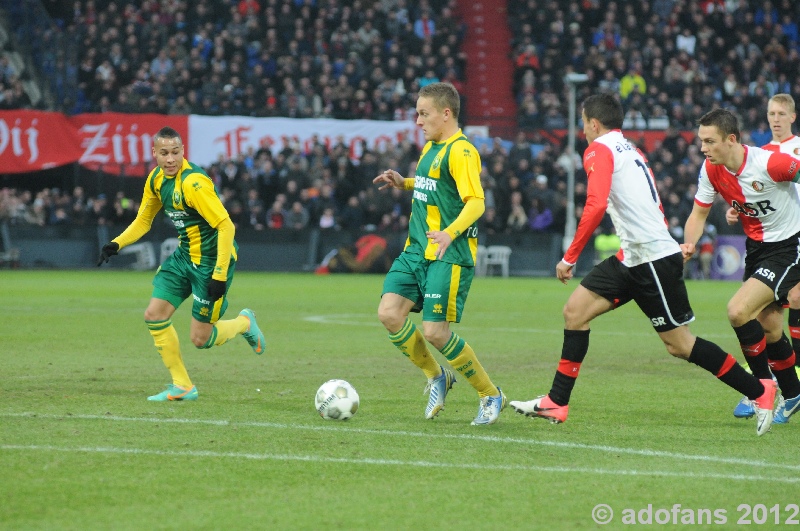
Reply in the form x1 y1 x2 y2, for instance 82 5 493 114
683 107 800 429
721 94 800 423
509 95 777 435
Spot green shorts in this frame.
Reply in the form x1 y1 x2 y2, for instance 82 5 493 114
382 251 473 323
152 249 235 323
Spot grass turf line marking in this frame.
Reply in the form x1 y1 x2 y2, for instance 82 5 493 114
303 314 733 339
2 444 798 483
3 412 798 472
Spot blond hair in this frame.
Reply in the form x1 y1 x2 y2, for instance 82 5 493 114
769 93 796 114
418 82 460 120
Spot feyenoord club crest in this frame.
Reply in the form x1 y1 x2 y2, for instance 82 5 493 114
751 181 764 192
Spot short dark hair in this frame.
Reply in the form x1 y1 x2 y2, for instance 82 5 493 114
582 93 623 130
154 126 182 145
418 82 460 120
697 108 741 141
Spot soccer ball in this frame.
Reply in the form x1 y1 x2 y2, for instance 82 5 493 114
315 379 359 420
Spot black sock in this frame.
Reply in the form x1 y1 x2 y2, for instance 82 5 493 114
788 309 800 368
767 334 800 399
732 320 771 379
688 336 764 399
549 329 590 406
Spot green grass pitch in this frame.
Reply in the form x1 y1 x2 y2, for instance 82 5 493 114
2 271 799 529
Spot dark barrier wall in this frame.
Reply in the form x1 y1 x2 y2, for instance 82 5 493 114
3 222 593 277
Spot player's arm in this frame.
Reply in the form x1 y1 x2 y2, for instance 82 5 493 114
766 151 800 182
682 165 717 262
373 169 414 191
681 202 711 263
561 143 613 267
184 174 234 280
427 141 485 259
97 177 162 266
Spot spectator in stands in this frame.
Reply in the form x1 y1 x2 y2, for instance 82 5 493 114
506 190 528 233
285 201 310 230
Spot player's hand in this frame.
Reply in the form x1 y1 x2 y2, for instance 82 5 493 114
373 169 403 191
555 260 573 284
206 279 227 302
97 242 119 266
426 230 453 259
725 207 739 225
680 242 695 263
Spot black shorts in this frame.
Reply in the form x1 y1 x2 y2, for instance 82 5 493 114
744 232 800 304
580 252 694 333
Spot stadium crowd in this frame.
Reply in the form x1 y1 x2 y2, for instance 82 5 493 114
3 0 799 243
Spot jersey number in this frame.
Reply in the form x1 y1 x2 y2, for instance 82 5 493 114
635 159 658 202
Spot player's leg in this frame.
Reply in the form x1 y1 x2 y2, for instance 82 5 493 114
510 257 623 423
147 255 195 401
378 254 441 379
785 283 800 373
421 261 505 425
378 254 453 418
727 277 777 380
661 326 775 435
190 258 265 354
760 303 800 424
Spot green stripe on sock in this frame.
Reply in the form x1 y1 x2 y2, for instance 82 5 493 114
441 333 466 361
199 326 218 349
146 319 172 331
389 318 415 346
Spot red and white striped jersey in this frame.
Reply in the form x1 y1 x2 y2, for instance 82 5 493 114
762 135 800 158
695 145 800 242
564 130 679 267
763 135 800 202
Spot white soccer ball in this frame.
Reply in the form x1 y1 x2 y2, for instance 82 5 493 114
315 379 359 420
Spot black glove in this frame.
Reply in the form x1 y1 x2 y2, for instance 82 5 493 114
97 242 120 266
207 279 227 302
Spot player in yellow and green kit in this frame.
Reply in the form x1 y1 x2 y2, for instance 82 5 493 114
373 82 506 425
97 126 266 401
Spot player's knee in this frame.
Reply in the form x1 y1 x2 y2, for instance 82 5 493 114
663 341 690 360
191 331 211 348
422 327 448 346
144 307 168 322
377 306 402 330
726 303 748 327
562 303 585 329
787 290 800 310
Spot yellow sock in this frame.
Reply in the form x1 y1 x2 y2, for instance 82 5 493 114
389 317 441 379
147 319 192 389
440 333 498 398
212 315 249 346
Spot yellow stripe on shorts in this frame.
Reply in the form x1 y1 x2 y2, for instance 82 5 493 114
447 264 461 322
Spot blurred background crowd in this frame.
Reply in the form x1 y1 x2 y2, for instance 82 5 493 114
2 0 799 243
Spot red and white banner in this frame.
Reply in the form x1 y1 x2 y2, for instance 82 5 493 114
71 113 189 175
0 110 189 176
0 110 420 177
186 115 421 167
0 110 83 173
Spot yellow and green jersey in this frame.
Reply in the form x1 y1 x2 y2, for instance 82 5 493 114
120 159 237 269
406 130 484 266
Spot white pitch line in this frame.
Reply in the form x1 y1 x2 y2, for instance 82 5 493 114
1 444 798 483
302 314 734 339
3 412 798 472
